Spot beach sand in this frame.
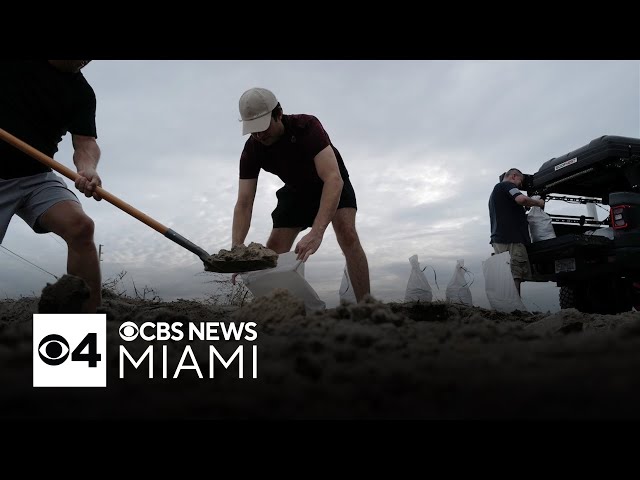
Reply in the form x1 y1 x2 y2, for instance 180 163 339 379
2 278 640 420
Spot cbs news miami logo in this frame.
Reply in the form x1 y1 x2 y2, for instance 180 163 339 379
33 314 106 387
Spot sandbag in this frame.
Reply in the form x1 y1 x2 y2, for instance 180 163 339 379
482 251 527 312
445 259 472 306
339 266 357 304
528 197 556 242
404 254 433 303
240 252 326 313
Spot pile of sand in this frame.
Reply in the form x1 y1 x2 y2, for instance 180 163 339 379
2 279 640 419
204 242 278 273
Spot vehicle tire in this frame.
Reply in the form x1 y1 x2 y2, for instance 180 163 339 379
609 279 634 314
633 282 640 311
560 279 633 314
594 278 633 314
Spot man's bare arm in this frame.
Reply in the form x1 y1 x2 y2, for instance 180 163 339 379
515 194 545 208
71 134 102 200
294 145 344 261
232 178 258 247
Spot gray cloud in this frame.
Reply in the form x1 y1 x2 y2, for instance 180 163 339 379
1 60 638 313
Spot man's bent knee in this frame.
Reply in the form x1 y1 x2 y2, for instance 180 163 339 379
59 213 95 243
266 228 299 254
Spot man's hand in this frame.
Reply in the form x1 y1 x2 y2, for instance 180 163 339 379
76 168 103 201
294 230 323 262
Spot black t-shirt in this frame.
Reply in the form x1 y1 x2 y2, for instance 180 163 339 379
488 181 531 244
0 60 97 179
239 114 349 194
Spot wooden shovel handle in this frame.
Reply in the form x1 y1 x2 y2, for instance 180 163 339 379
0 127 169 235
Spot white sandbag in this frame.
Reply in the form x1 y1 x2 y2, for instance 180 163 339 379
404 254 433 303
339 265 357 304
528 196 556 242
482 251 527 312
240 252 326 313
445 259 473 306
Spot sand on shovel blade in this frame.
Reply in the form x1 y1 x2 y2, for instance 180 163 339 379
203 242 279 273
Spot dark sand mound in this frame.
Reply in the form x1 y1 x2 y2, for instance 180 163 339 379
2 286 640 419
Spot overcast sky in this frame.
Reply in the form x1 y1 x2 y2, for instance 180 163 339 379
1 60 638 311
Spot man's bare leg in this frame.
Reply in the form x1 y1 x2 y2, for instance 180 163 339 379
332 208 370 302
266 227 303 254
39 200 101 313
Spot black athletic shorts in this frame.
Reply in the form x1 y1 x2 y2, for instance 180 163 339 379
271 177 358 229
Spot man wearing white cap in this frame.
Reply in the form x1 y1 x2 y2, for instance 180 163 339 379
231 87 370 302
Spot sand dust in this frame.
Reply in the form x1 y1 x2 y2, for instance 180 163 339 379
2 283 640 419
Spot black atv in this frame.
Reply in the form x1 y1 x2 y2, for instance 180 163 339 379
522 135 640 314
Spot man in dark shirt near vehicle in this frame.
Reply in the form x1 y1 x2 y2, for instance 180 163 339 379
230 87 370 302
489 168 545 296
0 60 103 312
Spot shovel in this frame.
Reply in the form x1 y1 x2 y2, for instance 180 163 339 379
0 128 277 273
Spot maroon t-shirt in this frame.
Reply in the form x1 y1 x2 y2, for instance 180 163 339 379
239 114 349 192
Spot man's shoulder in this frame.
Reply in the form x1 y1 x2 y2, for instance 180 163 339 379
498 180 519 190
286 113 322 129
76 73 96 97
241 136 263 157
505 181 522 192
492 181 521 196
242 136 255 150
492 181 508 191
77 72 93 87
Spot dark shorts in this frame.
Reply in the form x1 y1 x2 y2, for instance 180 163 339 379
271 177 358 229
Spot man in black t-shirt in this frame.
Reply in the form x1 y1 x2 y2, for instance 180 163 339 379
230 87 370 302
488 168 545 296
0 60 103 313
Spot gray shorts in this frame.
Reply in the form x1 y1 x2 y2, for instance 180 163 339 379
492 242 532 280
0 171 80 243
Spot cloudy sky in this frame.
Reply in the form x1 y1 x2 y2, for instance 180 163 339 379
1 60 638 311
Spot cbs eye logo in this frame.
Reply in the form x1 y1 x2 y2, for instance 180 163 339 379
33 313 107 388
119 322 139 341
38 333 101 367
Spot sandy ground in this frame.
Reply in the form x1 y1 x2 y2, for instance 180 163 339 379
2 280 640 420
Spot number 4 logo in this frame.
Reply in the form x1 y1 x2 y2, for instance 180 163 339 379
73 333 101 367
38 333 102 367
33 314 107 388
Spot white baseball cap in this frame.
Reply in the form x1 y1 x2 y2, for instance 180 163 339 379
238 87 279 135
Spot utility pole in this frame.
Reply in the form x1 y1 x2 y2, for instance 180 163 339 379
98 244 104 262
